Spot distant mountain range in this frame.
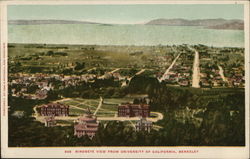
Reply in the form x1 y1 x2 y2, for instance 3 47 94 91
145 18 244 30
205 21 244 30
8 20 100 25
9 18 244 30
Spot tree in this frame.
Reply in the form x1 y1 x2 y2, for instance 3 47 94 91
46 90 60 101
74 62 85 70
46 51 54 56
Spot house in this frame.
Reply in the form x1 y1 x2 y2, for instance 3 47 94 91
40 102 69 116
118 103 150 118
178 80 189 87
74 108 99 139
20 88 27 93
37 81 48 88
135 118 152 132
35 89 48 99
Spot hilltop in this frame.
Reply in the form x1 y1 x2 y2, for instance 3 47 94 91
8 19 101 25
145 18 244 30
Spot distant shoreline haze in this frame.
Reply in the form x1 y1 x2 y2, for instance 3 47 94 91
8 18 244 30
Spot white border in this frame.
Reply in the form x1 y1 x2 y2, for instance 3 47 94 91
0 2 8 158
1 0 249 158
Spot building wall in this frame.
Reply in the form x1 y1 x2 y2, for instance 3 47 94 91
40 105 69 116
118 105 150 117
136 122 152 132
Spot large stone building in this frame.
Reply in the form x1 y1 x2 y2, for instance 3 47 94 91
135 118 152 132
40 102 69 116
74 109 99 139
118 103 150 118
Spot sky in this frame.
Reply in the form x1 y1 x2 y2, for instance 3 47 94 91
8 4 244 24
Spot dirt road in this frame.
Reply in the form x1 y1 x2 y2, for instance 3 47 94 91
159 53 181 82
189 46 200 88
218 65 228 83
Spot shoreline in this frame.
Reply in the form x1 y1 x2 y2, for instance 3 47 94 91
8 43 244 49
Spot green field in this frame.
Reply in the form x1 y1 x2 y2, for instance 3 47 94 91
69 108 85 116
103 98 133 105
60 97 134 117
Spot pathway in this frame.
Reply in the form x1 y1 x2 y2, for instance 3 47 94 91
110 68 120 73
70 105 85 111
54 98 72 103
33 106 46 123
93 97 103 115
87 67 96 72
69 99 103 111
159 53 182 82
97 111 163 122
135 69 146 76
152 125 163 130
98 68 120 79
129 120 136 130
127 69 146 83
150 112 164 122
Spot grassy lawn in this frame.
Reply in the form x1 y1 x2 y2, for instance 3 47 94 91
59 97 134 117
69 108 85 115
103 98 133 105
101 103 118 111
62 100 80 105
96 111 116 117
75 105 96 112
85 100 99 106
61 99 99 110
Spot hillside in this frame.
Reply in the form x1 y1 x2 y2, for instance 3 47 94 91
145 18 244 30
8 19 100 25
206 21 244 30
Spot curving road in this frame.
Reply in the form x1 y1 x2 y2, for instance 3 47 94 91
33 110 163 123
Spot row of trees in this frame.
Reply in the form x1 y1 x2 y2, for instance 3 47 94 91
9 109 244 147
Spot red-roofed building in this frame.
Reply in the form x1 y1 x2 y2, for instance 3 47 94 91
74 108 99 139
118 103 150 117
40 102 69 116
